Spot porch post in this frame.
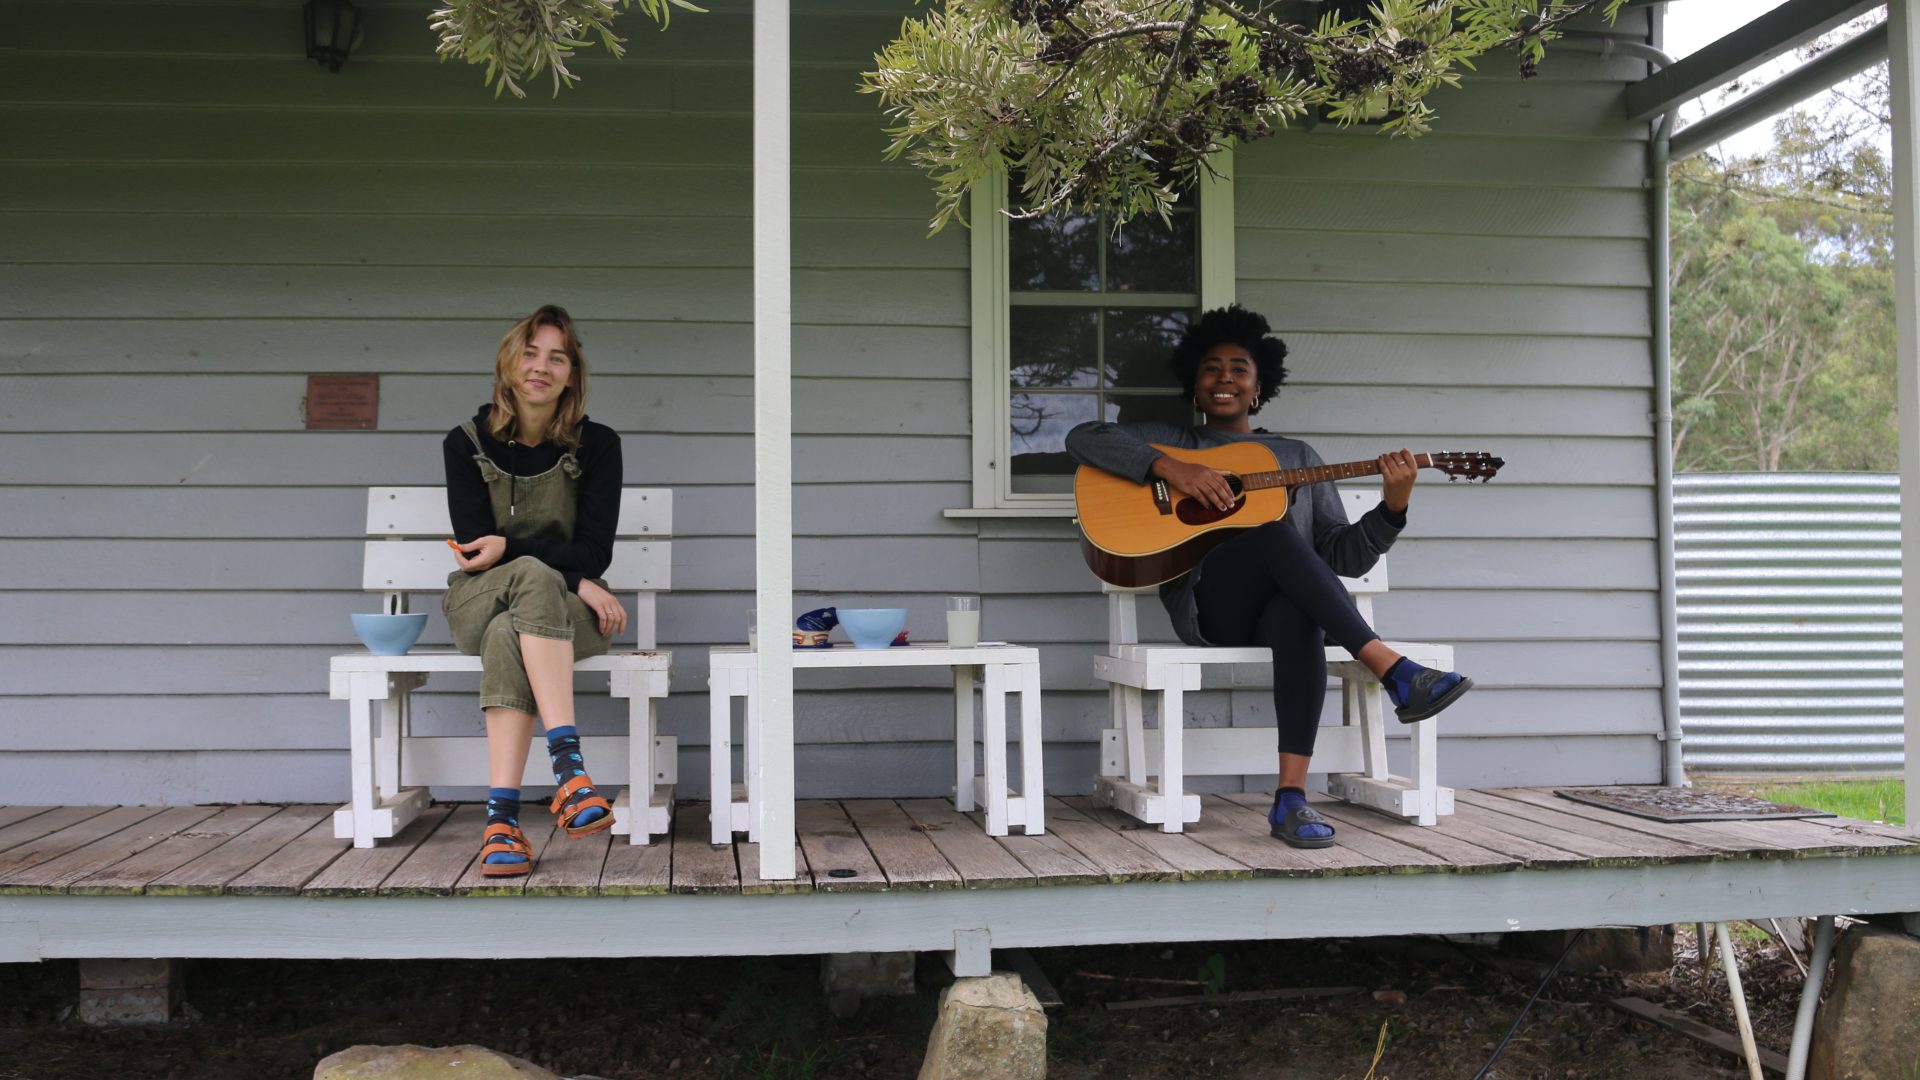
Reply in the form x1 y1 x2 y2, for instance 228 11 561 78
752 0 796 877
1893 0 1920 835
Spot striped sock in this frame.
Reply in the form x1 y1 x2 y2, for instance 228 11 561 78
546 726 605 827
483 787 526 865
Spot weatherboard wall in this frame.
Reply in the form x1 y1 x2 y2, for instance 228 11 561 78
0 1 1662 802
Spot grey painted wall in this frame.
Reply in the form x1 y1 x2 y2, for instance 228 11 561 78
0 0 1662 803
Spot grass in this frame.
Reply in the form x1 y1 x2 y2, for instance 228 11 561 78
1752 778 1906 825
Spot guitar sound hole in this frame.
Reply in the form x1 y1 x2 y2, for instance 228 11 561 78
1174 475 1246 526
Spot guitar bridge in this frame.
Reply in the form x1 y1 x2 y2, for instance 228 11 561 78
1151 479 1173 516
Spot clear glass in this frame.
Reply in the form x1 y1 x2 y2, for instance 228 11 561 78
747 608 757 651
1010 307 1100 388
1106 210 1198 292
1008 209 1099 291
947 595 981 648
1008 391 1099 491
1103 307 1190 389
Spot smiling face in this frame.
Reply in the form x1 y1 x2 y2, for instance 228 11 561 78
1194 344 1260 426
513 322 575 409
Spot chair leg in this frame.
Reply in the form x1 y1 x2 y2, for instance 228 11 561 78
1157 682 1184 834
708 673 733 845
954 666 976 812
1121 685 1147 787
346 689 378 849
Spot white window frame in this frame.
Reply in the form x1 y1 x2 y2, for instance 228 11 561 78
953 148 1237 517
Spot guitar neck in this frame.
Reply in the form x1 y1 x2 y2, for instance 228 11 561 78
1240 453 1435 492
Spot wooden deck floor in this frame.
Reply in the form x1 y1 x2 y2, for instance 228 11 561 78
0 790 1913 899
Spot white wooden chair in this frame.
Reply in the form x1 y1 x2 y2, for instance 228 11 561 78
327 486 675 848
1092 489 1455 831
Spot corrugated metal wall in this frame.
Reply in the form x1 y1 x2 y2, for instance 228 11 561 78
1676 472 1903 774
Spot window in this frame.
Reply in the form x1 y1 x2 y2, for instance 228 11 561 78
962 151 1234 513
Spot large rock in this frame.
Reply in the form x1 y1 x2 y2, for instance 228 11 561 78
313 1045 560 1080
1524 926 1674 973
918 973 1046 1080
1810 925 1920 1080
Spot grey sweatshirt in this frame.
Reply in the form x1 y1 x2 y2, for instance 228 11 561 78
1064 420 1406 646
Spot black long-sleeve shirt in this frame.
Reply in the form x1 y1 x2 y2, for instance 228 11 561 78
443 404 623 593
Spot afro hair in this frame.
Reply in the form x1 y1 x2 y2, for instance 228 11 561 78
1168 304 1290 415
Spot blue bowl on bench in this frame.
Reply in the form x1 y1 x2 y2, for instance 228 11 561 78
351 613 429 656
838 608 908 649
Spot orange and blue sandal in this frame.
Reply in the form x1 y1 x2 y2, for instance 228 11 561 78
479 820 534 877
550 774 616 838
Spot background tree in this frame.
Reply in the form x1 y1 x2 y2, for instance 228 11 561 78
859 0 1624 229
1670 112 1894 471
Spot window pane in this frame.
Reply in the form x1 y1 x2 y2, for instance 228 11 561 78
1106 211 1197 293
1103 308 1189 390
1009 211 1099 292
1009 391 1098 490
1105 392 1194 428
1010 308 1099 388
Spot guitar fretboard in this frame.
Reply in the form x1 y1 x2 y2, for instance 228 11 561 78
1238 453 1435 492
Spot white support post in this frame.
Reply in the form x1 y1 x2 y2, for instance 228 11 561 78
1894 0 1920 836
954 666 975 812
981 664 1009 836
1019 662 1045 834
1158 680 1185 834
752 0 797 879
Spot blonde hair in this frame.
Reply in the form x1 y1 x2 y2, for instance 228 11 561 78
486 304 588 450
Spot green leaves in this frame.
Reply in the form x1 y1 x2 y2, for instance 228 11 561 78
430 0 704 99
860 0 1625 229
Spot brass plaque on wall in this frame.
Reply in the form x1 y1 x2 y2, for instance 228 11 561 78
306 374 380 430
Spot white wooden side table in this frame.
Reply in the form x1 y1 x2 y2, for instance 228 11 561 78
707 643 1045 843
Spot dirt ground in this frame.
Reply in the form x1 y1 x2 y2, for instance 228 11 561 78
0 926 1812 1079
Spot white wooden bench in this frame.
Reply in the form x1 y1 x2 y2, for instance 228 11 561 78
1092 489 1456 831
328 486 675 848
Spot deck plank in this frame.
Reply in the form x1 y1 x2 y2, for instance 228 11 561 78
70 804 284 895
1056 797 1251 880
962 813 1105 885
1197 795 1386 876
1410 803 1607 868
1039 798 1181 883
669 803 740 895
1451 793 1713 866
303 807 454 897
146 805 334 896
599 829 673 896
897 800 1035 889
0 806 118 862
229 812 352 896
1305 802 1522 874
795 801 887 893
737 837 812 895
0 807 56 832
455 817 559 897
0 806 168 885
842 799 963 890
1221 793 1456 874
0 805 221 895
381 804 485 896
525 822 615 898
1484 788 1846 860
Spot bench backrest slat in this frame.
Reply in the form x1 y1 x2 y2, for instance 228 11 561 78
363 540 671 593
366 485 672 537
362 487 672 649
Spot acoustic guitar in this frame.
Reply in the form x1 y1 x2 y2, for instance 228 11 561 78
1075 443 1505 588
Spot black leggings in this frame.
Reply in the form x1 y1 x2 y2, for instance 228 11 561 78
1192 520 1381 757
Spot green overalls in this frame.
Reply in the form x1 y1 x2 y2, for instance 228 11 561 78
442 421 612 714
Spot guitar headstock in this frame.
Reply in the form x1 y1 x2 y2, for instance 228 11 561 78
1430 451 1504 483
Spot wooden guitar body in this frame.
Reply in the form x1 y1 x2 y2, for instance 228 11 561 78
1075 442 1292 588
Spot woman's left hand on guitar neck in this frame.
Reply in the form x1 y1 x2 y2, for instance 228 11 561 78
1378 448 1418 513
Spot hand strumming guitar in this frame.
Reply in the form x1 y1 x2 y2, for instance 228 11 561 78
1151 454 1238 511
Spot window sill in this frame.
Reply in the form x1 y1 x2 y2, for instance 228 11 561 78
943 507 1078 519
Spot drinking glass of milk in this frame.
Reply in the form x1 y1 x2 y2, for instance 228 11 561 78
946 596 980 648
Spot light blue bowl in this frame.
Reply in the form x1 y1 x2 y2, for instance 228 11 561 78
350 613 429 656
837 607 907 649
